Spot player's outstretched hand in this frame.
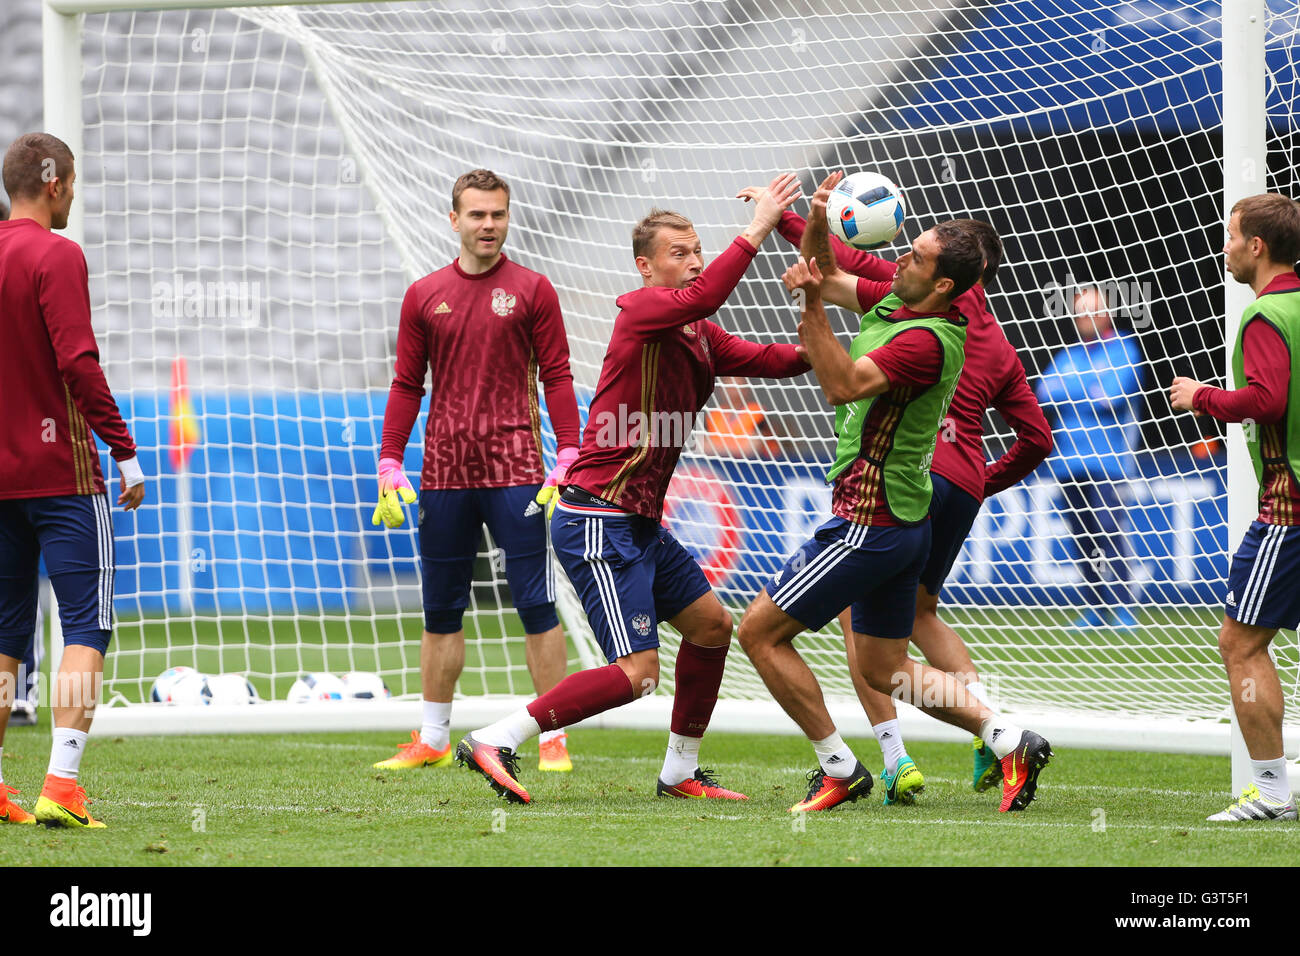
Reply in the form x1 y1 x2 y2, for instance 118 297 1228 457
532 446 579 521
782 256 824 300
1169 376 1204 416
808 170 844 222
372 457 417 528
118 475 146 511
749 173 802 232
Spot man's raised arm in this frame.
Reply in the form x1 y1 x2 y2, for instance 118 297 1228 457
798 171 870 315
784 257 889 406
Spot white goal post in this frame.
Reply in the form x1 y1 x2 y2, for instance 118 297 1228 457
39 0 1300 793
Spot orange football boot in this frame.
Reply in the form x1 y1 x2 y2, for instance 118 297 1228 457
373 730 454 769
656 767 748 800
0 784 34 825
34 774 106 829
790 762 873 812
999 730 1053 812
538 733 573 772
456 734 531 804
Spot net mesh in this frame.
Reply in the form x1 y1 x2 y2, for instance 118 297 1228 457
75 0 1299 727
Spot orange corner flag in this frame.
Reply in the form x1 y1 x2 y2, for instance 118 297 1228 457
169 356 200 471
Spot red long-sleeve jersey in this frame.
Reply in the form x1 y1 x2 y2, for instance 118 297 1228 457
567 237 809 519
380 254 581 489
1193 309 1290 423
936 285 1053 501
0 219 136 499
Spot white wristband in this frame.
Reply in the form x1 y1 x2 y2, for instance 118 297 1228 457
117 455 145 487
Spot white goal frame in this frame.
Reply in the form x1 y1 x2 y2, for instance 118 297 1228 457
39 0 1298 795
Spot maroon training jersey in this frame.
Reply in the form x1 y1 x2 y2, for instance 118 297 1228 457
0 219 136 499
779 210 1051 503
933 284 1052 501
566 237 809 520
380 254 581 489
777 210 896 283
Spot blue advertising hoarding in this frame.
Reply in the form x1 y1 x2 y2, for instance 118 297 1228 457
100 389 1227 614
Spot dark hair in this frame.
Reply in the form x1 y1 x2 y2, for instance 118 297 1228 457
948 218 1002 288
451 168 510 212
931 220 986 301
1231 194 1300 267
632 208 694 259
3 132 75 201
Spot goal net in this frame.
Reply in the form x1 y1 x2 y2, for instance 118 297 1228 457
51 0 1299 749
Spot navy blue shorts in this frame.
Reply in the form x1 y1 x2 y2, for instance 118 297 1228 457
1225 520 1300 630
919 472 982 597
418 486 558 635
0 495 115 656
767 516 931 639
550 495 711 663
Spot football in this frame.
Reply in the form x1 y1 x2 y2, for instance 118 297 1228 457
150 666 207 705
286 672 347 703
201 673 261 705
340 672 391 700
826 171 905 250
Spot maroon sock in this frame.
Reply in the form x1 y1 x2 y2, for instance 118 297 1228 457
671 640 730 737
527 664 636 732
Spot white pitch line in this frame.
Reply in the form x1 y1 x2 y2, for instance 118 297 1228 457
152 745 1247 799
116 799 442 815
108 799 1300 834
914 775 1217 799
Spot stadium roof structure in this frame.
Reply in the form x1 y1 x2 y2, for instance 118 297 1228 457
880 0 1299 134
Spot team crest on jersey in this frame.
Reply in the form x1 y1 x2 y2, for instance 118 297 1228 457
682 323 696 336
630 613 653 637
491 288 517 316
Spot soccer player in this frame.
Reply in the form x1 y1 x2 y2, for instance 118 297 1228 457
747 186 1052 801
1170 193 1300 822
372 169 582 774
0 132 147 827
0 193 40 730
456 173 808 804
737 173 1052 813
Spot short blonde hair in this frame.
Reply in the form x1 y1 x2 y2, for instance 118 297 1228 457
632 208 694 259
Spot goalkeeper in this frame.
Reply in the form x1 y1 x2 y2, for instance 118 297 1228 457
372 169 582 774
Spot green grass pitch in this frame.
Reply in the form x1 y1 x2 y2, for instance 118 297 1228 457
1 722 1294 866
16 608 1297 866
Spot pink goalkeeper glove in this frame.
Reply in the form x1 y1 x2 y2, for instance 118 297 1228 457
531 447 580 519
371 457 417 528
